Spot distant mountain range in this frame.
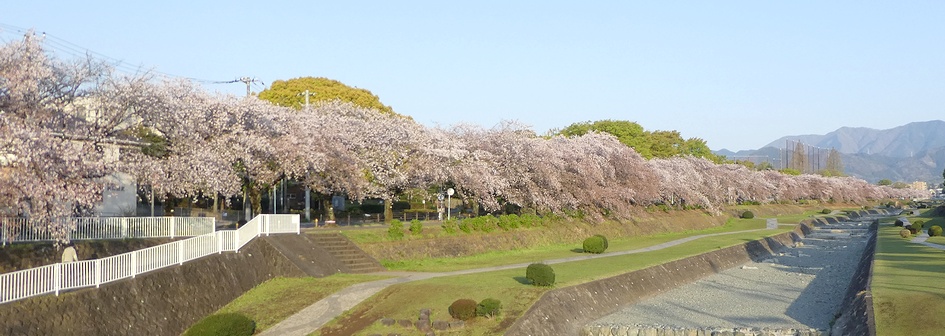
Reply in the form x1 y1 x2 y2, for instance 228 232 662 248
715 120 945 185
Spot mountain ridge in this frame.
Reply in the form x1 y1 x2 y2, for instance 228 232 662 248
715 120 945 185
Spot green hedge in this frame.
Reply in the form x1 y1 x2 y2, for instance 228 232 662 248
449 299 477 320
183 313 255 336
526 263 555 287
583 235 607 254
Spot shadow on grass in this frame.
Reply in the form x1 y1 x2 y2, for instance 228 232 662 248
513 276 531 285
571 248 585 253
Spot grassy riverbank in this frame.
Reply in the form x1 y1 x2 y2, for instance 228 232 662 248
872 209 945 336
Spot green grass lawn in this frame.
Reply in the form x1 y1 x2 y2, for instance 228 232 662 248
925 236 945 245
382 218 772 272
872 224 945 336
207 274 390 332
316 228 794 336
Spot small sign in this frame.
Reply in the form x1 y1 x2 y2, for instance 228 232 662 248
766 218 778 229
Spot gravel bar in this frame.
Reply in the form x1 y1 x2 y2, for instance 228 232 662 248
590 219 874 331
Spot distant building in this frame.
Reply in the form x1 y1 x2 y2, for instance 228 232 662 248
911 181 928 191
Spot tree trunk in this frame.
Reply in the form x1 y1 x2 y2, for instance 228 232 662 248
321 198 334 221
384 198 393 223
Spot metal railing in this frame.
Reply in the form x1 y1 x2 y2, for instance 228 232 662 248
1 217 216 245
0 214 299 305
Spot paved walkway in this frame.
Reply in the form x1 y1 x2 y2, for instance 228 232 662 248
259 227 783 336
911 232 945 250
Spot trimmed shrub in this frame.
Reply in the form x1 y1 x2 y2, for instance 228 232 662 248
448 299 477 321
594 234 609 250
894 219 904 227
184 313 255 336
526 263 555 287
741 211 754 219
900 229 912 238
387 220 405 240
821 209 831 214
409 219 423 235
583 235 607 254
441 219 458 234
930 226 943 237
476 298 502 318
913 220 925 231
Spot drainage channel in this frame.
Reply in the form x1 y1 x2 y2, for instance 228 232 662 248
584 218 875 336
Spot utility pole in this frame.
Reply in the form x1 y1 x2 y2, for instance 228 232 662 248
239 77 263 97
300 90 314 222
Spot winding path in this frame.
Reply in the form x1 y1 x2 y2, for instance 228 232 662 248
259 227 777 336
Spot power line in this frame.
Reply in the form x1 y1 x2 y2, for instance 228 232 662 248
0 22 241 85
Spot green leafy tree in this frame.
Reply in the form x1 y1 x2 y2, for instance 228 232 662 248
555 120 722 162
557 120 652 157
258 77 396 115
878 179 892 186
824 148 843 176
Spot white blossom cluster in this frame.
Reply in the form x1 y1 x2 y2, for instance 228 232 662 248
0 34 924 243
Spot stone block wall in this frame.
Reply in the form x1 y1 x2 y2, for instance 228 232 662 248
0 238 305 335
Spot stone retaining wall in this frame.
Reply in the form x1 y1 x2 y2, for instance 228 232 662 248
505 222 813 336
0 238 305 336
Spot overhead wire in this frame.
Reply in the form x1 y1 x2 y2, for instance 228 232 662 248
0 22 242 85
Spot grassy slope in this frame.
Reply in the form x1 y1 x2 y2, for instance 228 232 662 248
204 205 847 335
384 218 769 272
316 224 795 335
206 274 390 331
873 210 945 336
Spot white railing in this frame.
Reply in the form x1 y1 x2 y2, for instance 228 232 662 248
1 217 216 245
0 214 299 305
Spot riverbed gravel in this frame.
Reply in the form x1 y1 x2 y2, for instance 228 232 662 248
590 219 873 331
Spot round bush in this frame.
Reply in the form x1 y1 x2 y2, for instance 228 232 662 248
900 229 912 239
526 263 556 287
476 298 502 317
184 313 255 336
741 211 754 219
913 220 925 230
930 226 943 237
387 220 405 240
448 299 477 321
594 234 609 250
583 235 607 254
821 209 831 214
894 219 904 227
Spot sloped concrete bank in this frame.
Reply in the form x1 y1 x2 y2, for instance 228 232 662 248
0 234 365 336
504 220 817 336
829 218 880 336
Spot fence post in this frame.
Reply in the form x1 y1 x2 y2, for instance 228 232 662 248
295 215 301 234
121 218 129 239
178 240 185 265
54 263 62 296
170 217 176 239
217 232 223 254
131 251 137 278
95 259 102 288
235 229 240 253
265 215 270 236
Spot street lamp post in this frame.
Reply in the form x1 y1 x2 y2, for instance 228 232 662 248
446 188 455 221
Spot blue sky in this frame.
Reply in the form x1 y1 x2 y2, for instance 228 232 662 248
4 1 944 151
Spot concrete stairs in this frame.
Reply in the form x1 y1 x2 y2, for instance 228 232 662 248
308 232 386 274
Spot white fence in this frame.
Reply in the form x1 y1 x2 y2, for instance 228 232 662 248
0 214 299 305
1 216 216 245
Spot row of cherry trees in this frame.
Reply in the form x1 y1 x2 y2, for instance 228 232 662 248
0 34 924 242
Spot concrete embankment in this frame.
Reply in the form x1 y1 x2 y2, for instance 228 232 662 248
506 209 887 336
